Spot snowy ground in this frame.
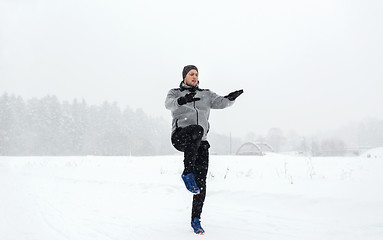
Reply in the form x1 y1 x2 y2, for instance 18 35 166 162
1 150 383 240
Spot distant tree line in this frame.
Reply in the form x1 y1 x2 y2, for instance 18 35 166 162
3 93 381 156
0 93 174 156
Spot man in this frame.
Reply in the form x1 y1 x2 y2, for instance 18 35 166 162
165 65 243 235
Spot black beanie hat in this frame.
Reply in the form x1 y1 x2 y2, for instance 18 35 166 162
182 65 198 80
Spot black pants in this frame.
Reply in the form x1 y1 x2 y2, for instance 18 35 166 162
171 125 210 220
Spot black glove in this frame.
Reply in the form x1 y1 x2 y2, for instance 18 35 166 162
177 92 201 105
224 89 244 101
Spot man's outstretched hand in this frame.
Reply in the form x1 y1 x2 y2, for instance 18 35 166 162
225 89 244 101
178 92 201 105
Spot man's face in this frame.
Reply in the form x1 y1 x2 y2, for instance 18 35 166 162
184 69 199 87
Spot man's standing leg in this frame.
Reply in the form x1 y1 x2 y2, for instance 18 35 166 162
192 141 210 220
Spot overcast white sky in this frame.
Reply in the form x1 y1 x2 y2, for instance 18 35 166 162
1 0 382 138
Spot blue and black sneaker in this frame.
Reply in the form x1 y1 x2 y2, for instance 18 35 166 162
181 171 200 195
191 217 205 235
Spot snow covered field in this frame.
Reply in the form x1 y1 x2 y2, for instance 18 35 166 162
1 150 383 240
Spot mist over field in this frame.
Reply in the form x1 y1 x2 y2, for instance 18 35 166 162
1 0 382 149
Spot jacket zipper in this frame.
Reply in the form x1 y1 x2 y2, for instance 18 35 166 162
193 100 199 125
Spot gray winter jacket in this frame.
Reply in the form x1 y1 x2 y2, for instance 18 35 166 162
165 82 234 140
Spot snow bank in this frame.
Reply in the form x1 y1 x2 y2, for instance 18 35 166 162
0 154 382 240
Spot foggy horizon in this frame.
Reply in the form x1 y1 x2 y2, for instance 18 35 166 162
1 0 382 139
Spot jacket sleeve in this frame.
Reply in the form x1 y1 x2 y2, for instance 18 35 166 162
210 90 234 109
165 89 180 111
